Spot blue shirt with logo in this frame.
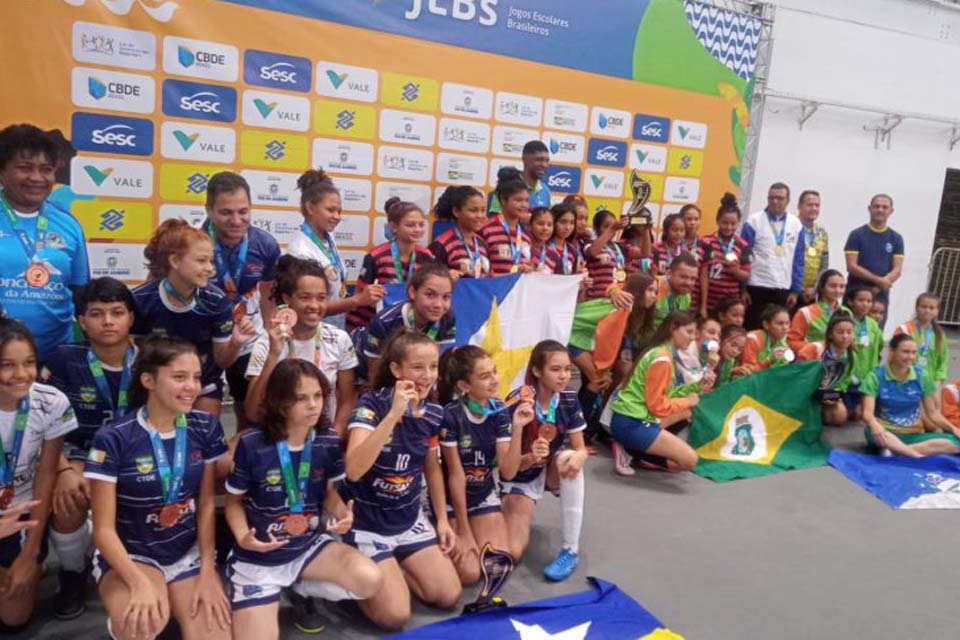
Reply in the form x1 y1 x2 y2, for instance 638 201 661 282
226 428 344 566
0 202 89 361
844 224 904 296
84 409 227 565
506 388 586 484
205 225 280 297
439 401 512 509
361 300 456 369
345 388 442 536
861 364 934 429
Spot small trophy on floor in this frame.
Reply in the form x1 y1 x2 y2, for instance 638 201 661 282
625 169 652 228
462 544 515 614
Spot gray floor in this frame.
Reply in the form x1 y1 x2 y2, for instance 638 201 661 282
19 332 960 639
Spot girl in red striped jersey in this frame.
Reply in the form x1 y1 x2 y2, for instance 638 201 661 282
564 195 594 258
528 207 563 274
699 194 751 319
651 213 686 276
584 209 628 299
347 198 434 332
480 167 533 276
428 186 491 282
548 202 583 276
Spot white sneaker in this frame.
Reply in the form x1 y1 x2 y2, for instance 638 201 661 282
612 442 635 476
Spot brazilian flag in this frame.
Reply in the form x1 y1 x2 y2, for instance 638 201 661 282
688 361 829 482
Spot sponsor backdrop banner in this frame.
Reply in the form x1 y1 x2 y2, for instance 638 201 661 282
3 0 760 282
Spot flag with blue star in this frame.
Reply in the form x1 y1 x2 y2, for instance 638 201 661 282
384 578 684 639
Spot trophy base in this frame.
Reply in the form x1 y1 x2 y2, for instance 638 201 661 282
462 595 508 615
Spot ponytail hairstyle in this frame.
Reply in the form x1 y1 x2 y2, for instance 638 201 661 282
624 310 696 383
434 185 484 221
815 269 845 303
369 329 439 392
495 166 527 207
297 168 339 217
524 339 568 386
660 213 685 246
438 345 490 404
271 255 329 305
384 197 423 226
624 272 656 353
0 317 37 367
592 208 616 236
915 292 944 350
716 192 742 221
261 359 333 444
144 218 212 280
129 335 199 408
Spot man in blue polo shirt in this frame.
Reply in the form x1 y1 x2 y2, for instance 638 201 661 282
489 140 551 214
844 193 904 328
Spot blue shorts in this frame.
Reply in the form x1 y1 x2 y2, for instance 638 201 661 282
567 345 586 358
0 518 48 568
843 389 862 412
610 411 661 453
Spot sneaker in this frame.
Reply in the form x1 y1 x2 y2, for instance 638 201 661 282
543 548 579 582
54 567 88 620
612 442 635 476
288 590 327 634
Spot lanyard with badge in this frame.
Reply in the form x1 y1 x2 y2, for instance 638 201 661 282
87 346 136 417
610 243 626 283
206 222 249 297
804 226 819 258
454 226 486 277
463 397 505 416
0 397 29 509
855 318 870 347
767 212 787 256
390 240 416 283
532 391 559 446
718 233 738 264
145 410 189 529
301 223 346 284
918 326 933 365
276 431 314 536
405 304 439 340
0 191 51 288
550 239 572 275
499 216 523 271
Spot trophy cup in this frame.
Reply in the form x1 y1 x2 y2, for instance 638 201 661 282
462 544 515 614
625 169 652 228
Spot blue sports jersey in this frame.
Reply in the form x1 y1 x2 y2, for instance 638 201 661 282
226 428 344 566
363 301 456 362
506 388 586 484
131 280 233 391
44 343 129 454
0 201 89 361
439 401 512 509
844 224 905 296
345 388 442 536
84 409 227 565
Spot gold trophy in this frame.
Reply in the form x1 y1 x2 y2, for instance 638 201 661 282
625 169 652 228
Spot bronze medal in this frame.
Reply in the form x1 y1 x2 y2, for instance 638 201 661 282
285 513 309 536
0 484 14 510
25 262 50 288
504 385 535 408
158 503 181 529
538 422 558 443
275 307 298 327
232 301 247 325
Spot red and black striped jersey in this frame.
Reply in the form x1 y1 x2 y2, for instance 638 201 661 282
479 216 532 276
529 243 563 274
584 242 625 299
701 232 752 314
345 242 435 332
428 227 491 279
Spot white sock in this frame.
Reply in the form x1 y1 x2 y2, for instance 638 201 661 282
292 580 359 601
49 520 91 573
558 455 585 555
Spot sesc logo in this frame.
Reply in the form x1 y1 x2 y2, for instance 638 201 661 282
72 113 153 156
163 36 238 82
587 138 627 167
71 67 155 114
632 114 671 143
163 79 237 123
244 50 311 93
544 165 582 194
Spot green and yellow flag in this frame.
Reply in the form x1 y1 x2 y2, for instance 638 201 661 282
688 361 829 482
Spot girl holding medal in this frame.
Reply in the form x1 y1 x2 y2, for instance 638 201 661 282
347 198 435 332
85 336 231 640
843 286 883 419
429 185 491 281
0 319 77 632
549 201 586 276
680 204 703 255
527 207 563 274
895 293 948 397
343 330 461 630
226 359 382 638
798 313 857 425
700 194 751 318
714 325 749 388
479 167 533 276
436 346 535 584
584 209 629 300
135 220 258 416
788 269 849 353
651 214 686 276
245 256 358 437
287 169 385 329
564 195 595 257
501 341 589 582
742 304 795 373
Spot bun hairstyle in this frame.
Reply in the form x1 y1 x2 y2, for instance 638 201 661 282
438 345 490 404
495 166 527 203
717 192 741 221
434 185 484 221
144 218 212 280
297 168 339 215
384 196 423 225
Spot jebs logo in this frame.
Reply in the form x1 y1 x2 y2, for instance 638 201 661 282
404 0 498 26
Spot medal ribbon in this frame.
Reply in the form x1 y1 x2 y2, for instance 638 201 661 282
718 232 737 256
804 226 817 251
301 223 346 282
390 240 416 283
464 397 504 417
767 212 786 252
499 216 522 266
0 191 49 262
276 431 314 514
455 225 485 276
87 346 136 416
405 304 440 340
207 222 249 296
533 392 559 424
0 397 30 488
610 243 625 276
551 240 572 275
762 332 790 365
286 327 324 369
146 412 188 505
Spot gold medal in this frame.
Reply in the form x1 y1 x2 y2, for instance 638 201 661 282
25 262 50 287
807 246 819 258
324 264 339 283
775 245 784 257
158 503 181 529
615 269 627 283
509 265 519 274
285 513 310 536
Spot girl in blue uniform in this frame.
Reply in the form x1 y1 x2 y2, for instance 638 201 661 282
437 346 534 585
226 359 382 639
85 336 231 640
501 341 589 582
343 330 460 630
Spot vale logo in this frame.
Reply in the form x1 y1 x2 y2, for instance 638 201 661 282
173 130 199 151
326 69 348 89
84 165 114 186
590 175 605 189
244 50 311 93
254 98 277 118
99 209 125 232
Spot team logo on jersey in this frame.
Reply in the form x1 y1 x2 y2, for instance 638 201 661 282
465 468 488 483
136 455 155 474
460 435 473 449
88 448 106 464
265 468 282 485
372 474 414 495
79 386 97 403
355 407 376 422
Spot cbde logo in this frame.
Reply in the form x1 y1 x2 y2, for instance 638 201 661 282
162 36 238 82
244 50 311 93
71 67 155 114
162 79 237 123
632 114 670 143
72 113 153 156
587 138 626 167
544 165 581 194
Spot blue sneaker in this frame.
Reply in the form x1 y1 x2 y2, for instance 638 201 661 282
543 548 579 582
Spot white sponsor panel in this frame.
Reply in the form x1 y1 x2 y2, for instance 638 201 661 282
494 91 542 127
160 122 236 163
544 132 585 164
71 67 155 114
89 242 148 281
491 125 540 158
544 99 588 132
71 156 153 198
436 153 488 186
438 117 490 154
316 61 378 102
241 90 310 132
340 250 366 282
162 36 238 82
333 215 371 247
379 109 436 147
374 182 432 214
337 178 373 212
159 204 206 227
311 139 374 176
251 209 303 245
376 146 434 182
671 120 708 149
663 177 700 203
489 157 522 188
440 83 493 120
72 21 156 71
629 143 667 172
242 170 301 207
589 106 631 139
583 168 626 198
